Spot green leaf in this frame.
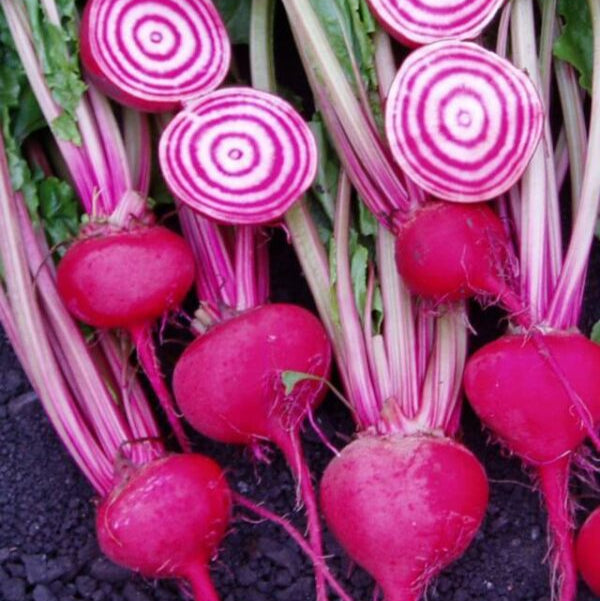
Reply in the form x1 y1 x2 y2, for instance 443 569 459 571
24 0 86 143
281 370 320 395
350 242 369 315
51 112 82 145
12 88 45 143
554 0 593 92
214 0 252 44
309 0 379 100
591 320 600 344
38 177 80 250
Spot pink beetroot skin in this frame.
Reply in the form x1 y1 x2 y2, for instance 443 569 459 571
173 303 331 448
57 226 195 330
464 332 600 464
576 507 600 596
320 434 489 601
464 331 600 601
96 454 231 601
395 201 517 304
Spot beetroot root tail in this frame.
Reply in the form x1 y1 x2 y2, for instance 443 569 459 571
537 457 577 601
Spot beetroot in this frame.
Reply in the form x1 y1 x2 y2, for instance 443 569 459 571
57 225 196 450
173 303 330 447
464 331 600 601
320 434 489 601
395 201 520 305
97 454 231 600
576 507 600 596
57 226 195 329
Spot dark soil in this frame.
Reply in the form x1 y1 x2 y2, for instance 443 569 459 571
1 238 600 601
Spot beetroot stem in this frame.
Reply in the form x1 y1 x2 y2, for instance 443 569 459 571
130 324 191 453
335 172 381 428
547 0 600 327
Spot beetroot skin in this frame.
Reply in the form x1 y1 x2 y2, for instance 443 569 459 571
97 454 231 600
576 507 600 595
395 201 514 302
320 434 489 601
463 332 600 464
173 303 331 446
57 226 195 330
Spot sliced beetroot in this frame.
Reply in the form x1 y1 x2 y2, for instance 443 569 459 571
366 0 505 47
395 201 518 303
320 434 488 601
96 454 231 600
159 87 318 224
386 40 544 202
57 226 195 329
80 0 231 112
463 332 600 464
576 507 600 596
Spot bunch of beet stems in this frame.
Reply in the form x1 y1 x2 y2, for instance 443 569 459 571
279 0 600 600
1 0 192 451
249 3 489 601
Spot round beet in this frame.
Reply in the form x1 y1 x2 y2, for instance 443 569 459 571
464 331 600 601
395 201 517 303
464 332 600 464
57 226 195 330
320 434 488 601
96 454 231 600
576 507 600 596
173 303 331 446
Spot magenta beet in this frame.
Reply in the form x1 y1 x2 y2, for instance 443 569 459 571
464 332 600 601
173 303 330 447
80 0 231 112
173 303 331 600
57 227 195 329
159 87 318 224
386 40 544 202
576 507 600 596
321 434 489 601
97 454 231 601
395 201 519 304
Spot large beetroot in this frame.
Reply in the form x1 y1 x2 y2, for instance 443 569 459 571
464 331 600 601
321 434 488 601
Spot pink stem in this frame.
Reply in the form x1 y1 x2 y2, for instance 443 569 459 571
123 109 152 196
233 492 355 601
255 227 271 305
130 324 191 452
335 173 380 427
276 431 327 601
85 82 133 207
235 226 258 311
537 457 576 601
